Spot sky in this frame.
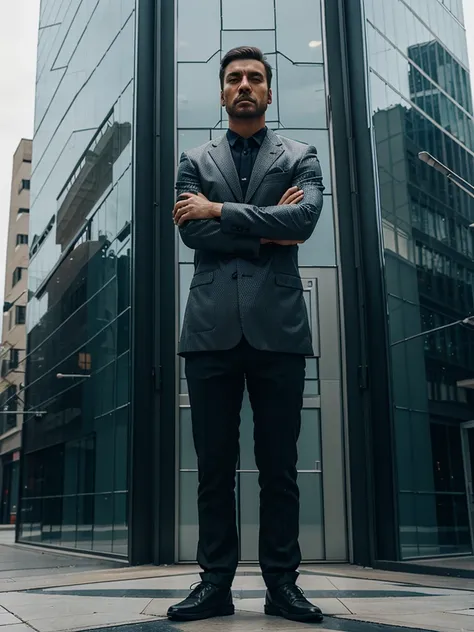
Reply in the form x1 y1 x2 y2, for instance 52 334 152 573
0 0 40 334
0 0 473 321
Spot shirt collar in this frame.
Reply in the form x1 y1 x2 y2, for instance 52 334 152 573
226 126 267 148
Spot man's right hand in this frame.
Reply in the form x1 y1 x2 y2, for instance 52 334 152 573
261 187 305 245
278 186 304 206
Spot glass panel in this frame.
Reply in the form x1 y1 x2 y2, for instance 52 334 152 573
116 352 130 408
366 0 474 561
453 494 472 552
304 358 320 396
222 0 275 30
179 265 194 330
239 473 259 561
179 472 199 561
19 0 134 557
298 196 335 267
276 0 323 63
298 409 322 471
178 56 221 128
399 492 418 558
178 129 211 157
95 413 115 493
222 31 276 56
180 407 197 470
277 56 326 128
114 406 129 491
113 491 128 556
61 496 77 548
416 493 441 556
299 473 325 559
93 493 113 553
178 0 220 62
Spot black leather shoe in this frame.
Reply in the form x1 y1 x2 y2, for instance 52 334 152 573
167 582 234 621
265 583 324 623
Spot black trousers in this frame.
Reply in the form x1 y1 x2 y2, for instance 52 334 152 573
184 337 305 589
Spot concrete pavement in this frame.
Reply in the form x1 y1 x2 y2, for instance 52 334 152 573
1 529 474 631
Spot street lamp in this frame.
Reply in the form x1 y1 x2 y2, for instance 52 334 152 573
418 152 474 228
3 290 27 313
391 316 474 347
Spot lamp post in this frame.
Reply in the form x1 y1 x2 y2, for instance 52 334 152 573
418 152 474 228
2 290 27 313
391 316 474 347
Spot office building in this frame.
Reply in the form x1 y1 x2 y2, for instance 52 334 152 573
17 0 474 569
0 139 32 524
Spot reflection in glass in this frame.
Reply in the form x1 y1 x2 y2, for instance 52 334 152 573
178 472 199 561
366 0 474 559
20 0 135 556
178 55 221 128
222 31 275 56
277 55 326 129
239 473 260 561
93 494 113 553
178 0 220 62
299 474 325 559
222 0 275 30
298 409 322 470
276 0 323 63
180 408 197 470
113 492 128 556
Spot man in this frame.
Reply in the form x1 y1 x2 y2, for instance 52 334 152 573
168 47 325 624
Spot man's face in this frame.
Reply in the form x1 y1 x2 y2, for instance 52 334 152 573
221 59 272 119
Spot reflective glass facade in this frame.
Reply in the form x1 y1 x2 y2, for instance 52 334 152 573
364 0 474 557
18 0 136 555
17 0 474 568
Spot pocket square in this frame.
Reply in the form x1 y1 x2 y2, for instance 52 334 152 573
266 166 289 175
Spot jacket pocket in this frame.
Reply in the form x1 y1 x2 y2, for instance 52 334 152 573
186 272 216 333
275 273 303 290
190 271 214 289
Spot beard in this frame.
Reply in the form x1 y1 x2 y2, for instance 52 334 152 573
225 99 268 119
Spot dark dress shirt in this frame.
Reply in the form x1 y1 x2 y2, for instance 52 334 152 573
226 126 267 198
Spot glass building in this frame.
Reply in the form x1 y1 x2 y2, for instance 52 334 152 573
16 0 474 569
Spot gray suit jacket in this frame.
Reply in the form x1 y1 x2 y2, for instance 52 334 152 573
176 128 324 356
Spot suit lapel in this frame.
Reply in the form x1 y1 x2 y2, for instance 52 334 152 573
209 136 243 202
245 129 284 203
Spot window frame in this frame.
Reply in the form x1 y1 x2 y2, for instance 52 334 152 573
12 267 23 287
16 234 28 246
15 305 26 325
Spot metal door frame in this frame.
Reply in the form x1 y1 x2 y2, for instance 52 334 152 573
460 421 474 552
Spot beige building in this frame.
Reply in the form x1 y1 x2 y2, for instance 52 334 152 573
0 139 31 524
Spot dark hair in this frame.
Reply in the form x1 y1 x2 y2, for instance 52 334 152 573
220 46 273 89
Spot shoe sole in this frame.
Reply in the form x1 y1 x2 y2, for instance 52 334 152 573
265 603 324 623
167 604 235 621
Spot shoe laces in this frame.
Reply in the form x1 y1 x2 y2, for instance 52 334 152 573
189 581 212 597
284 583 307 603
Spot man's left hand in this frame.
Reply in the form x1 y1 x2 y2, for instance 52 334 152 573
173 193 223 226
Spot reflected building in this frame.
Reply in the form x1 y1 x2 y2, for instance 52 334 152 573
366 2 474 558
0 139 31 525
17 0 474 570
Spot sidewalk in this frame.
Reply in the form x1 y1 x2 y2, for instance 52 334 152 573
2 529 474 632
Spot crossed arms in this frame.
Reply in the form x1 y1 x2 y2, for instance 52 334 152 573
173 145 324 257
